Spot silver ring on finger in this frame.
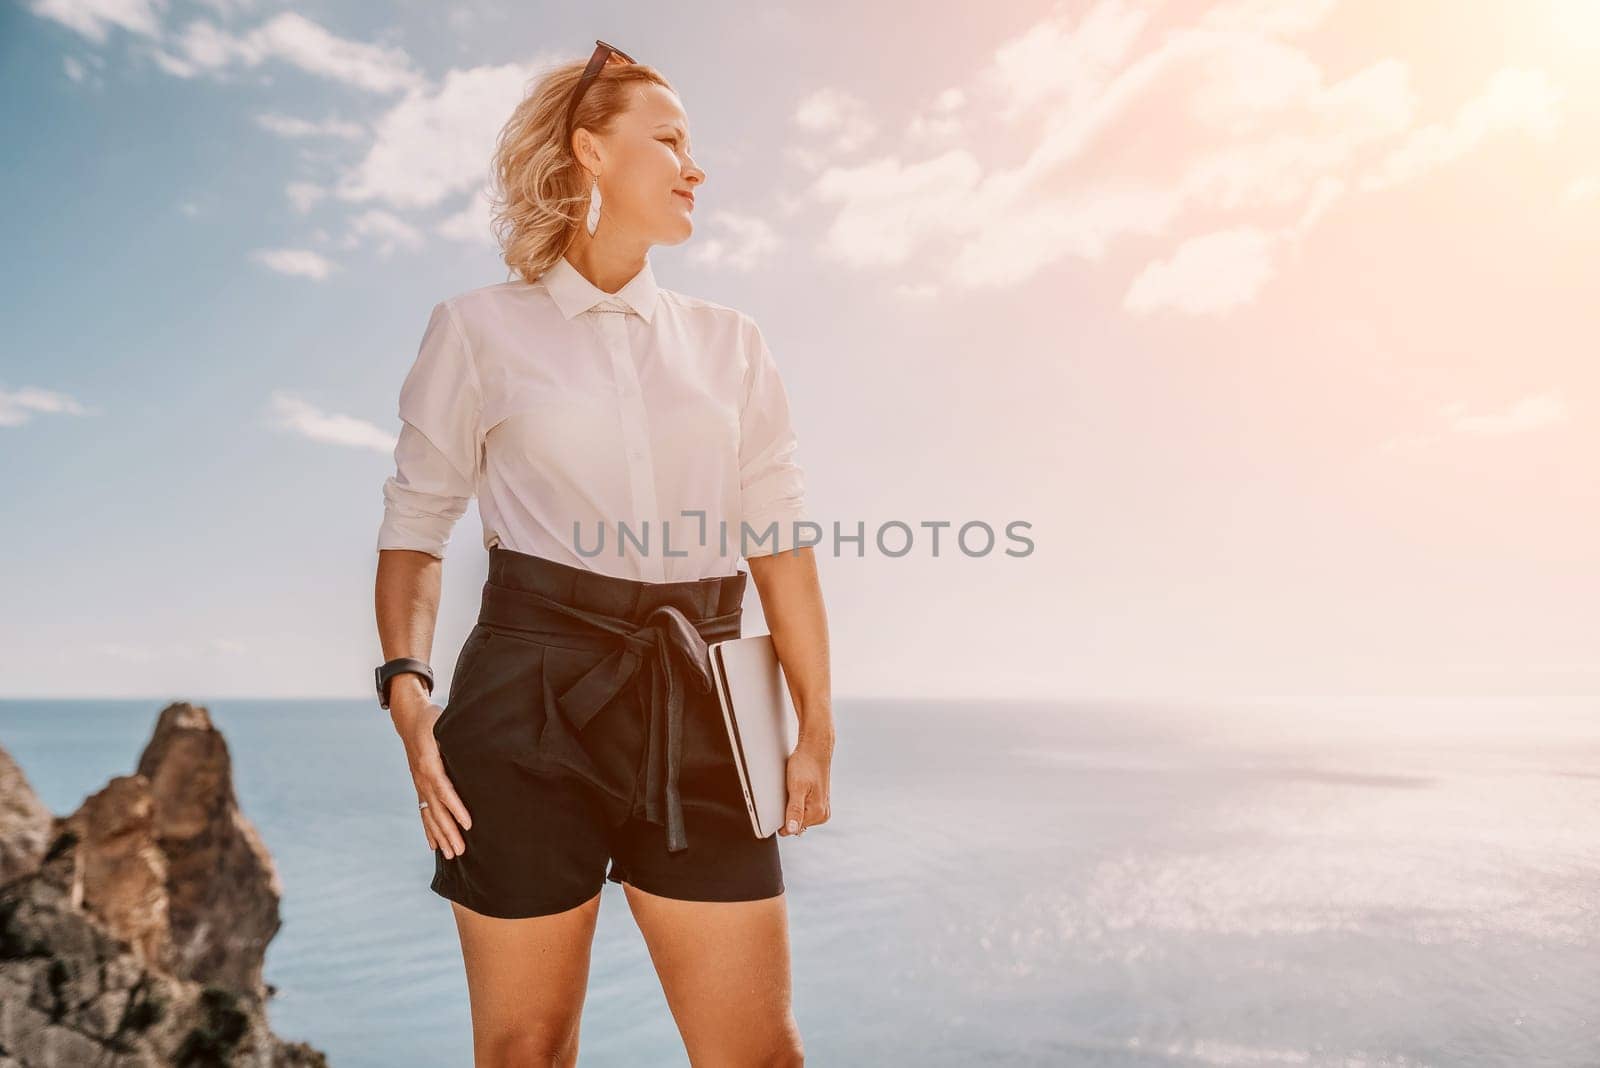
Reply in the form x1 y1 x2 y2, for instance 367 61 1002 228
418 800 430 810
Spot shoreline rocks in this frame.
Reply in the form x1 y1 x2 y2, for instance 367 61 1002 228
0 702 328 1067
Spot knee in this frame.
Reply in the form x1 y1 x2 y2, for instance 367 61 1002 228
762 1038 805 1068
687 1014 802 1067
477 1026 578 1068
758 1022 804 1068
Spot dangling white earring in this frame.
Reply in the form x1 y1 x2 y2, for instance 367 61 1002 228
585 178 602 236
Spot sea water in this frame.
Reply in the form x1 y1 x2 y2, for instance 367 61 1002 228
3 696 1596 1066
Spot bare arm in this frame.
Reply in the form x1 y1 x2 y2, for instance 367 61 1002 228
375 548 473 857
747 545 833 836
376 548 443 704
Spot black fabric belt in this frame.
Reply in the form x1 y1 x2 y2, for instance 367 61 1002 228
475 575 743 854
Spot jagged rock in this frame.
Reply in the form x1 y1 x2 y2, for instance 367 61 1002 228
0 748 52 886
0 703 327 1067
134 703 283 997
0 839 326 1067
62 774 172 970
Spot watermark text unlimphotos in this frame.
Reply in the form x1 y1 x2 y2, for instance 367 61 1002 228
569 512 1034 559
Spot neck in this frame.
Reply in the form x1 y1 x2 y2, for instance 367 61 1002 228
562 228 648 294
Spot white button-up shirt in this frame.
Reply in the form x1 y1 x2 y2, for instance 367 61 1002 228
376 254 810 582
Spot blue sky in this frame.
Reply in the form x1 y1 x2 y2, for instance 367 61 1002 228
3 0 1596 700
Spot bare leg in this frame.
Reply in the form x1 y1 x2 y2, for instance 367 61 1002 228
622 883 804 1067
447 891 603 1067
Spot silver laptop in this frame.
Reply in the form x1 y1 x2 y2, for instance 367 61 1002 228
707 634 798 839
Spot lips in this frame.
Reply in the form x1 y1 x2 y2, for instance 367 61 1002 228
674 191 695 208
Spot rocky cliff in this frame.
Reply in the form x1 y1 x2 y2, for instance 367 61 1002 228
0 702 327 1067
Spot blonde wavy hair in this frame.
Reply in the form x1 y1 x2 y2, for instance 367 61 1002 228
489 55 674 285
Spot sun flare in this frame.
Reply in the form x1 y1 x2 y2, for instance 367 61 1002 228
1546 0 1600 49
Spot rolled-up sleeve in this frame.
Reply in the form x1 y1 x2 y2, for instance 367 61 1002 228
376 300 482 560
737 315 810 557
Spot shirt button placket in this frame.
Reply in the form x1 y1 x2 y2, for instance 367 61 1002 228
595 302 662 580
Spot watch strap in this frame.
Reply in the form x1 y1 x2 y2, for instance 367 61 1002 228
376 657 434 710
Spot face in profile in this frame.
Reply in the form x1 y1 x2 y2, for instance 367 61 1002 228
585 81 704 246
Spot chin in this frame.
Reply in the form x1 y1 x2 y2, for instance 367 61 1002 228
658 218 694 245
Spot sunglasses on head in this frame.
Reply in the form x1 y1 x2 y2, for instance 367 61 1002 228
566 39 636 140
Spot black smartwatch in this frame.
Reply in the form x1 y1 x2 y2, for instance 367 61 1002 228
375 658 435 710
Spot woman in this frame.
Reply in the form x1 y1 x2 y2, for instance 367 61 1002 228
371 41 832 1067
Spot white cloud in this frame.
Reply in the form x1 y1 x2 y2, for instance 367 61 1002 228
1359 68 1563 192
339 209 425 256
1199 0 1338 37
334 63 535 210
29 8 548 280
151 12 422 93
978 0 1153 123
1115 54 1560 316
27 3 414 96
809 150 986 270
797 12 1411 288
84 637 247 663
0 386 95 427
252 247 337 280
62 51 108 87
1381 390 1570 454
266 391 396 451
147 47 196 78
905 86 968 148
193 0 256 17
1126 167 1337 316
285 180 326 213
781 144 833 176
1123 226 1278 315
903 112 964 148
255 111 366 140
436 184 498 247
687 210 782 271
88 642 162 664
793 88 878 154
1284 174 1345 240
26 0 164 44
789 2 1560 314
1443 392 1568 436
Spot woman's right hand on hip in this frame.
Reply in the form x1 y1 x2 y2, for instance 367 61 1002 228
391 696 473 859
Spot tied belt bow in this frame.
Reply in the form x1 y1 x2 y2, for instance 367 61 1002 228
479 581 737 854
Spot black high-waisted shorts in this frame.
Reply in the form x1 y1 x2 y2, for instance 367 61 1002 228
429 546 783 919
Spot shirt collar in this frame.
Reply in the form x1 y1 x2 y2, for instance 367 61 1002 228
541 254 659 323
